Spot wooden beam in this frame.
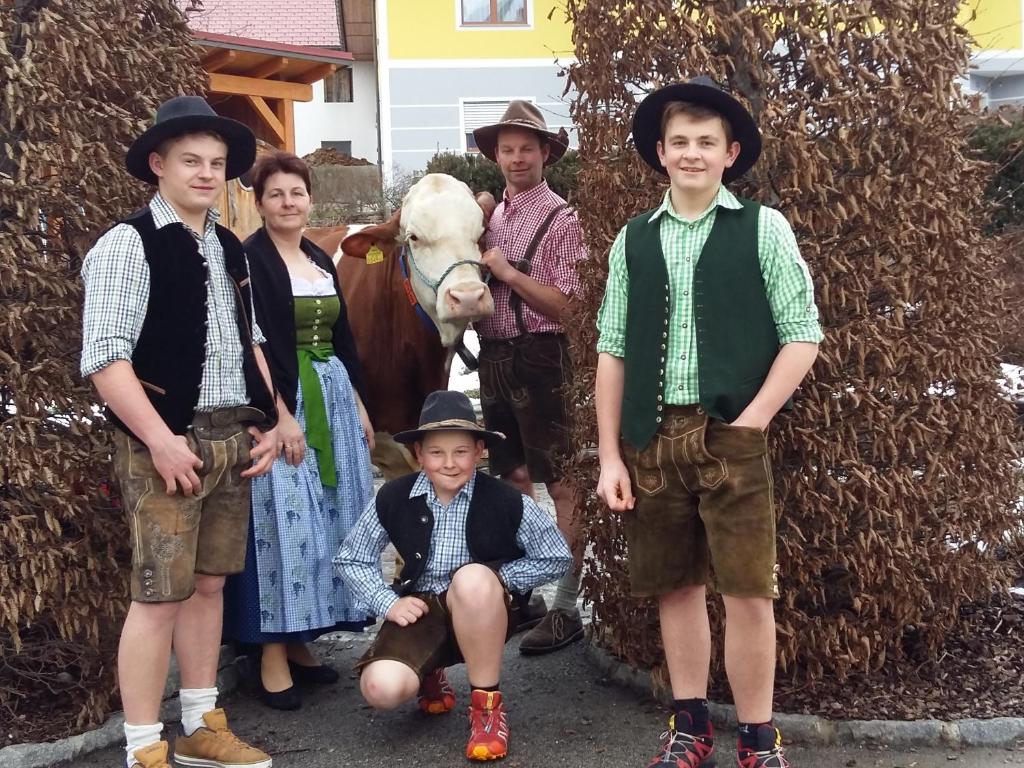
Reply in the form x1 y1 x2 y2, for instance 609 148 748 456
243 95 286 147
242 57 289 80
208 72 313 102
202 49 237 73
293 62 338 85
274 98 296 153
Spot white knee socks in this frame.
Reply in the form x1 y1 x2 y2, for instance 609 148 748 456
551 570 581 612
124 722 163 768
179 687 218 735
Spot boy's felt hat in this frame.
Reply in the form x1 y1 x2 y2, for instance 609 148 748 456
631 76 762 183
394 390 505 447
126 95 257 185
472 100 569 166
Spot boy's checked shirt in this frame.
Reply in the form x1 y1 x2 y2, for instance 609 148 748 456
597 186 824 405
335 471 572 618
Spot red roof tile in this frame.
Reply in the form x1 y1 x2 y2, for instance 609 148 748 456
182 0 343 48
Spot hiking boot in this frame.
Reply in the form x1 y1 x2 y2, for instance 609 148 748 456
418 667 456 715
647 715 716 767
466 689 509 761
173 708 272 768
736 725 789 768
131 741 171 768
518 607 584 655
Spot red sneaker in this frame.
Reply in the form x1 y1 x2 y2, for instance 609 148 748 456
736 725 789 768
418 667 456 715
647 715 716 767
466 689 509 761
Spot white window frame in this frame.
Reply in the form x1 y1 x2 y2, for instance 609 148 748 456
456 0 533 31
459 96 536 153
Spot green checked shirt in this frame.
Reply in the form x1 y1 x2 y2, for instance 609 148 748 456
597 186 823 406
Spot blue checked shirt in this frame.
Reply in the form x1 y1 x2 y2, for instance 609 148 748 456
335 471 573 618
80 193 265 410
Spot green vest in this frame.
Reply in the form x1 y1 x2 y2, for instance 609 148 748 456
622 198 783 450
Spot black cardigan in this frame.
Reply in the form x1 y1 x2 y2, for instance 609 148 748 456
244 226 368 415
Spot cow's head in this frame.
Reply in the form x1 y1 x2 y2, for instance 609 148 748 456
341 173 495 347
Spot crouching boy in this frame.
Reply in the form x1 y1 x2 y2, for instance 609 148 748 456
336 390 572 762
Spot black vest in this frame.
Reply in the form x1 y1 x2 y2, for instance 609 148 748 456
376 471 525 596
106 208 276 439
622 198 784 450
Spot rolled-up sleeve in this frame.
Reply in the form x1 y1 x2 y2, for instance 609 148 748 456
758 207 824 345
80 225 149 378
546 212 586 298
595 227 629 357
335 500 399 619
497 495 572 594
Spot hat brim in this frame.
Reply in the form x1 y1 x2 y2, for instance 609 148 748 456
631 82 762 183
393 419 506 448
473 121 568 166
125 114 257 185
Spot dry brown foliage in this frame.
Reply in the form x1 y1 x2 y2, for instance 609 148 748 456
562 0 1023 690
1 0 204 740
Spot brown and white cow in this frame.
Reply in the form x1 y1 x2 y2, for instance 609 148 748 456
305 174 495 478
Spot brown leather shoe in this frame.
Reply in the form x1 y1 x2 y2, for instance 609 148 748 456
131 741 171 768
518 607 584 656
173 708 272 768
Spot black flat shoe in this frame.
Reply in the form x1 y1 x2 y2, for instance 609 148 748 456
288 660 340 685
259 680 302 710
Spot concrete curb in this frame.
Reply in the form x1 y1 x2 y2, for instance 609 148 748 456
584 638 1024 748
0 646 239 768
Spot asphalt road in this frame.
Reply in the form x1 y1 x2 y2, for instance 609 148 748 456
69 631 1024 768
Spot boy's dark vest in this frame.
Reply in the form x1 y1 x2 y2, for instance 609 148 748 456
375 472 525 596
622 198 785 450
107 207 276 440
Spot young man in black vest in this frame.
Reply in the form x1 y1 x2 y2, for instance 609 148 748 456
595 78 824 768
81 96 282 768
336 390 572 762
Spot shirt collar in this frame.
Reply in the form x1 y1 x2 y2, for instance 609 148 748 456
410 470 477 508
502 179 550 209
150 192 221 237
647 185 741 224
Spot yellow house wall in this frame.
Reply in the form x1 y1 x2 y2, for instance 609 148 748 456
387 0 574 59
960 0 1022 50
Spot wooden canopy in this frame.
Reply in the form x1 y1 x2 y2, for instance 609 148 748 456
195 30 354 152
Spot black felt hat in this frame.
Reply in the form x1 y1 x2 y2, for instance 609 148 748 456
394 390 505 447
631 76 762 183
125 95 257 185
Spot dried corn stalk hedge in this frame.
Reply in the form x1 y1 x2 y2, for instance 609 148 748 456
563 0 1023 687
1 0 203 740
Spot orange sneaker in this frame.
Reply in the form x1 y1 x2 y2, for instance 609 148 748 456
418 667 456 715
465 689 509 761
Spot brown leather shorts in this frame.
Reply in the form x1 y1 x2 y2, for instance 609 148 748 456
112 408 256 603
355 589 518 681
478 333 573 484
622 405 780 600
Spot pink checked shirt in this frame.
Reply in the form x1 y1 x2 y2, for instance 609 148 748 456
475 181 586 340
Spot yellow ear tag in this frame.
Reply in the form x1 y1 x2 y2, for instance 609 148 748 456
366 245 385 265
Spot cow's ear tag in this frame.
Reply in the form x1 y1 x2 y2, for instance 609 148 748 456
366 245 385 265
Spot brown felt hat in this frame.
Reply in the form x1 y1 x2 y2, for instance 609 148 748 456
473 100 569 166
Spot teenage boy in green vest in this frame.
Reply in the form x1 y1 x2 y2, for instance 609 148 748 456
595 77 823 768
336 390 572 762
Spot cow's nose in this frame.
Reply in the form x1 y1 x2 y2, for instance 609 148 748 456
447 285 486 314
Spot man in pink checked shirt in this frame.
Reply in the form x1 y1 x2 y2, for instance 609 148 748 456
471 100 587 655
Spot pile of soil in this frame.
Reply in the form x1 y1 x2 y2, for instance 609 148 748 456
302 147 373 167
709 590 1024 721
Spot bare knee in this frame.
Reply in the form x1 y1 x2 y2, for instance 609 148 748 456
360 662 418 710
722 595 774 625
126 599 181 630
448 564 504 609
192 574 226 598
660 584 706 610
